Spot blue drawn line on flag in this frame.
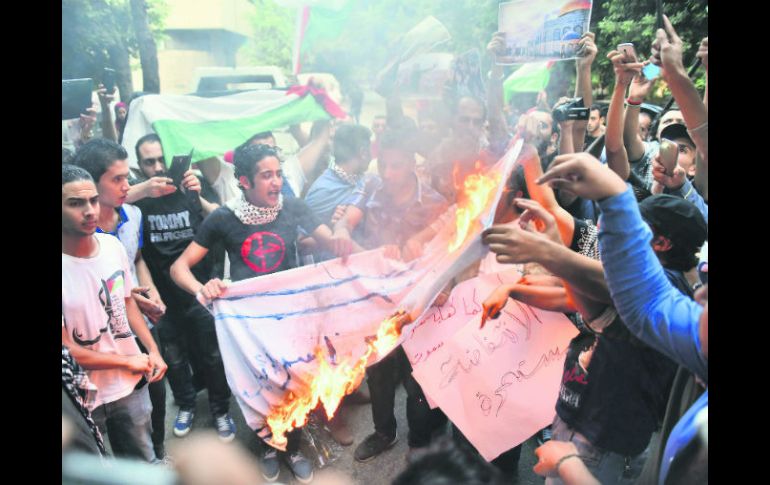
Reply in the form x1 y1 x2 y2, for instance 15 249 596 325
220 264 419 302
216 291 400 322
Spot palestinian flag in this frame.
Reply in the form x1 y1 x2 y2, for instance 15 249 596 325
503 61 554 104
121 86 345 169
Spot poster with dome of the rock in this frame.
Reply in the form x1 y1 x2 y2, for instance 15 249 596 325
497 0 593 65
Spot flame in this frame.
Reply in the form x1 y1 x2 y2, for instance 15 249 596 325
449 162 501 252
265 312 408 449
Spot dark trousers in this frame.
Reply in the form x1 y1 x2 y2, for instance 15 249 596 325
366 346 447 447
157 302 231 416
135 326 167 457
452 424 522 477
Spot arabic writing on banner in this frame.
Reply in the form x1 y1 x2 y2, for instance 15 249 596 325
411 291 578 461
403 268 523 372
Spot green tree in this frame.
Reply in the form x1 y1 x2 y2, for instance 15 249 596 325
592 0 708 103
238 0 296 71
62 0 168 98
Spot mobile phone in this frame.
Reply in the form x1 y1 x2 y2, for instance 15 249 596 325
642 63 661 81
103 68 116 94
658 139 679 173
617 43 637 62
167 153 192 187
61 78 93 120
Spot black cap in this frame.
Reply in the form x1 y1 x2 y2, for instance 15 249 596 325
639 195 707 251
660 123 694 148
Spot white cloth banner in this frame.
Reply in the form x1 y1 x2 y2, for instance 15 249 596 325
205 141 523 445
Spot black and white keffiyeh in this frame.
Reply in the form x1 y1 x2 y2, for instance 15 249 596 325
331 163 361 186
62 345 106 455
226 193 283 225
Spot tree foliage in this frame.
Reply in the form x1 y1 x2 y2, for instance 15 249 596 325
238 0 706 105
592 0 708 103
62 0 167 97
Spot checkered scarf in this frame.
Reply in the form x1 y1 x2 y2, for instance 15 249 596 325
331 163 361 186
227 193 283 226
62 345 106 455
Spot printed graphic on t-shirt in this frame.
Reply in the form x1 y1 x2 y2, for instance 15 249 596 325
147 210 194 243
72 269 133 345
558 336 595 412
240 231 286 273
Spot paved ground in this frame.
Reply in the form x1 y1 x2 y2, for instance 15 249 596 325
161 381 543 485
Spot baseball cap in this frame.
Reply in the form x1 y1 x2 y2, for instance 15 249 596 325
639 195 707 252
660 123 695 148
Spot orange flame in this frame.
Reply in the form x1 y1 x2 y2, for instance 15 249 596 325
449 162 501 252
265 312 408 449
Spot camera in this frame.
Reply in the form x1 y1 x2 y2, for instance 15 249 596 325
552 97 589 122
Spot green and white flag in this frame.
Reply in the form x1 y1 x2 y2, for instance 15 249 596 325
502 61 553 104
122 89 338 169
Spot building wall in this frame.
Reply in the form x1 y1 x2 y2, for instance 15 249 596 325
154 0 253 93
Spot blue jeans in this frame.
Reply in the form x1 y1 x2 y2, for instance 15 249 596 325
545 415 648 485
91 385 158 463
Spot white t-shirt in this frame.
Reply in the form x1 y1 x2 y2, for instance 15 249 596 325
62 233 142 408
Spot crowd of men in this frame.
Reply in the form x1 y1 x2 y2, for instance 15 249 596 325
63 14 708 485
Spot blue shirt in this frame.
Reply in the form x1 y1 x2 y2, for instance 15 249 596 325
96 204 143 285
304 168 362 225
597 187 707 484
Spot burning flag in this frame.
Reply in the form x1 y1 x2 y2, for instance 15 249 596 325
203 140 523 447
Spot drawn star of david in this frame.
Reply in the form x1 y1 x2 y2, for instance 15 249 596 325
241 231 286 273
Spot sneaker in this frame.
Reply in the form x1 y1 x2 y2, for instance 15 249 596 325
173 408 195 437
260 447 280 482
214 413 236 443
536 426 553 446
354 431 398 462
286 451 314 484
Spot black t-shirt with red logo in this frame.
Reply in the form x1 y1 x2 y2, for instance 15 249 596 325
194 198 322 282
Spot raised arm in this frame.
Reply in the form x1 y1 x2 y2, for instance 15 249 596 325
605 49 644 181
537 152 707 380
482 200 611 304
97 86 118 143
126 176 177 204
486 32 511 151
296 120 332 179
652 18 709 201
573 32 598 150
623 75 654 161
517 143 575 245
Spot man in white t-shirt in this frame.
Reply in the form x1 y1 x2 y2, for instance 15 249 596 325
61 164 167 463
